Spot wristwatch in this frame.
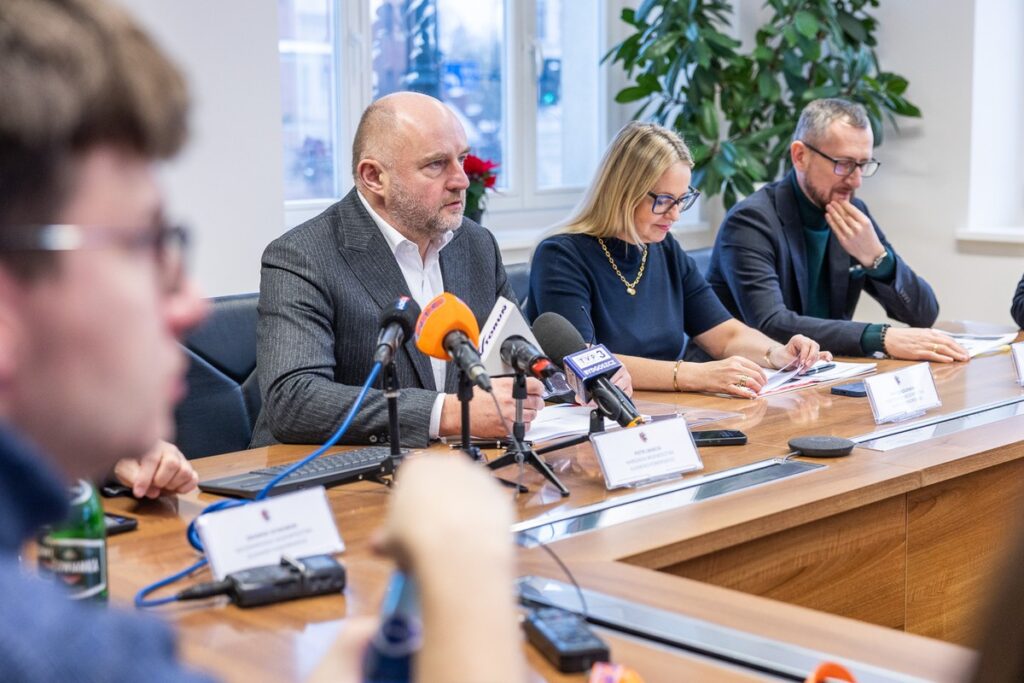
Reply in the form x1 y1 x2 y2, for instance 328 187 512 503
869 249 889 271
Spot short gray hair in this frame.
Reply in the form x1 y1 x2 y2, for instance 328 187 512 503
793 98 870 144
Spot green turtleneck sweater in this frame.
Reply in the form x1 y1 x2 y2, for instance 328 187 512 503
789 173 893 355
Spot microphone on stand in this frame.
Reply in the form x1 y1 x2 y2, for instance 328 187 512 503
415 293 492 392
499 335 559 382
374 296 422 366
532 312 642 429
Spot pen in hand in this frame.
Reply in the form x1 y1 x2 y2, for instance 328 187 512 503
800 362 836 377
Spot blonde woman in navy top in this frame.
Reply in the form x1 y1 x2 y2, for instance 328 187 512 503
526 122 831 398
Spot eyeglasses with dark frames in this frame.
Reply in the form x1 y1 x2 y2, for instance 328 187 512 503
0 222 189 293
800 141 880 178
646 187 701 215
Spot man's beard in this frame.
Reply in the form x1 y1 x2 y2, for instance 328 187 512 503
389 181 464 242
805 178 853 209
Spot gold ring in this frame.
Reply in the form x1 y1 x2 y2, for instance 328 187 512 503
931 343 938 353
738 375 749 388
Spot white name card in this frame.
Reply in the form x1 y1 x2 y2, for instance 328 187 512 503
1011 341 1024 386
590 416 703 490
864 362 941 424
196 487 345 580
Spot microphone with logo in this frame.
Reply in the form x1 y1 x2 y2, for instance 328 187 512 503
415 293 492 461
373 297 421 460
415 293 492 392
532 312 642 430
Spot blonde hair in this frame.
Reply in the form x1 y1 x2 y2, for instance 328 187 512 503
559 122 693 244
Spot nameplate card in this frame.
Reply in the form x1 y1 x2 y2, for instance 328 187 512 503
196 487 345 580
864 362 941 424
590 416 703 490
1011 341 1024 386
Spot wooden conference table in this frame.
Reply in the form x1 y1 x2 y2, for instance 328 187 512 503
104 333 1024 681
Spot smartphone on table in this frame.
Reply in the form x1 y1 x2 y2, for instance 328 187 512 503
831 381 867 398
103 512 138 536
691 429 747 447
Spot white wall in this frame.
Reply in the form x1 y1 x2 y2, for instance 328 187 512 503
115 0 284 296
730 0 1022 325
968 0 1024 232
864 0 1022 325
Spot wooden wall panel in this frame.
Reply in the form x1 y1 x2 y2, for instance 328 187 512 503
906 457 1024 644
657 497 908 629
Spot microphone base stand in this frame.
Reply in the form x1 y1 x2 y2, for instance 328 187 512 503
487 373 570 498
457 371 484 462
382 362 407 462
533 408 606 458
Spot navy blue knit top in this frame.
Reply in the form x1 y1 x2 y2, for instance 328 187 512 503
525 232 732 361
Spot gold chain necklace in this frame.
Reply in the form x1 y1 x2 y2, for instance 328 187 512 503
598 238 647 296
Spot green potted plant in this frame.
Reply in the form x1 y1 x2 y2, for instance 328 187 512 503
606 0 920 208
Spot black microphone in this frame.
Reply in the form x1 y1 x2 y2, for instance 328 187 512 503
499 335 559 381
532 312 642 428
374 296 422 365
443 333 492 392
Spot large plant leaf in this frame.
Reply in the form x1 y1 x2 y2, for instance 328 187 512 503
608 0 920 209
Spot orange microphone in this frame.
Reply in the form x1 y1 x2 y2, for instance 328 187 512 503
415 293 492 391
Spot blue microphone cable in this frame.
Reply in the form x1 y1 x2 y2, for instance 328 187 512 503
135 361 383 608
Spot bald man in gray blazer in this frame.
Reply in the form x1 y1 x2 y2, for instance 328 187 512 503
251 93 544 449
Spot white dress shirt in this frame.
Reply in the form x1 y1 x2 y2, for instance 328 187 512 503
357 190 453 438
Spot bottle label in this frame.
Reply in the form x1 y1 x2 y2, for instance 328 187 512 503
37 537 107 600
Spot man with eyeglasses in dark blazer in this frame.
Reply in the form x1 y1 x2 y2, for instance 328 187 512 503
704 98 968 363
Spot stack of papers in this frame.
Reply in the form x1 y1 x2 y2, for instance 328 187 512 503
759 360 876 397
524 405 616 443
523 404 739 444
939 331 1016 358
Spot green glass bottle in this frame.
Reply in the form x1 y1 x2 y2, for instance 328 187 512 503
37 479 108 602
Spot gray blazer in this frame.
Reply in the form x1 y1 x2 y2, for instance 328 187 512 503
705 174 939 356
250 189 514 448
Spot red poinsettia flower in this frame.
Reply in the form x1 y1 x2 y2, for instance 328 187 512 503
462 154 500 218
463 154 499 179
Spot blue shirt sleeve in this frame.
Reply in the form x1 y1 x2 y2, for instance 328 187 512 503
0 559 216 683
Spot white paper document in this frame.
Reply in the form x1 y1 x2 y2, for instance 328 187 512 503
758 360 877 397
523 404 740 443
938 331 1016 358
524 405 617 443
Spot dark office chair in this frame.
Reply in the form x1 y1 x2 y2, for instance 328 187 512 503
505 261 531 309
688 246 713 279
173 293 260 458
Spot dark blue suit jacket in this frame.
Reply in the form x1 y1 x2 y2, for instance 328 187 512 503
705 174 939 356
1012 274 1024 329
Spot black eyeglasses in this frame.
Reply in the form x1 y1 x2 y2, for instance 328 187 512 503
800 141 880 178
646 187 701 215
0 222 190 293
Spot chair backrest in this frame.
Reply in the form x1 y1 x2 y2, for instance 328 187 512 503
505 261 530 308
689 246 713 279
173 293 260 458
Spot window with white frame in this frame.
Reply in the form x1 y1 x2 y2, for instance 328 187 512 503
278 0 607 232
277 0 703 239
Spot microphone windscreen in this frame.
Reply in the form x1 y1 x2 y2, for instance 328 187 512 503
415 292 481 361
379 296 422 338
532 312 587 369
